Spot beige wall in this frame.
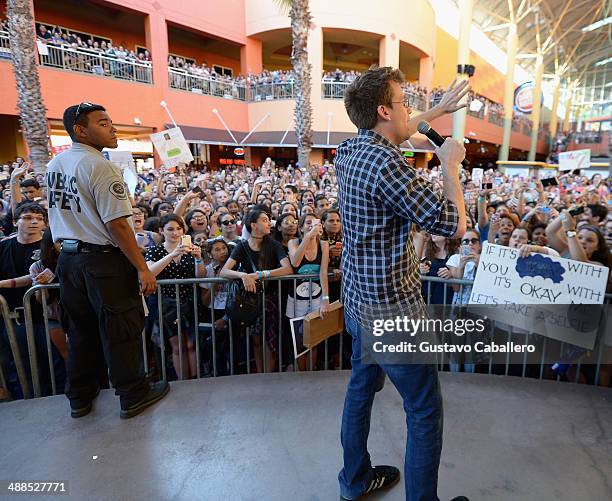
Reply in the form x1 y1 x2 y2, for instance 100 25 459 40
246 0 436 57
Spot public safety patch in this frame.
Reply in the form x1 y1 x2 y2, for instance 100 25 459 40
109 181 127 200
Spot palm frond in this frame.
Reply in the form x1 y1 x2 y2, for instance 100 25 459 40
274 0 292 15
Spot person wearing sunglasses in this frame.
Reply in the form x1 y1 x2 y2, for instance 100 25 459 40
219 213 240 248
445 231 481 307
46 103 168 420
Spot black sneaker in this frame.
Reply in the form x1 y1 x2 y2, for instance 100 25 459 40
450 497 470 501
120 381 169 419
70 387 101 419
340 465 400 500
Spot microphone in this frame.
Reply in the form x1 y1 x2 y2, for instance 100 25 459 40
417 121 468 168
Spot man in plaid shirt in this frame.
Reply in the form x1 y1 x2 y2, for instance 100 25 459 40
336 67 469 501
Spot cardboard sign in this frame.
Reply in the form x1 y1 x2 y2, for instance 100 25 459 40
469 243 609 348
303 301 344 348
150 127 194 167
558 149 590 171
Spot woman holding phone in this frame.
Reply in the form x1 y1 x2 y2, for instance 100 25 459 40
145 214 206 380
287 214 331 371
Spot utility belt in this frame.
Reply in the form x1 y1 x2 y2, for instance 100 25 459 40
61 239 118 254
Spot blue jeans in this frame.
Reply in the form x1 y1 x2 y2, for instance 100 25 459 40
339 314 443 501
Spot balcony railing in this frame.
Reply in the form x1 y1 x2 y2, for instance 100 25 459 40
249 81 295 101
488 112 504 127
467 105 485 119
0 31 10 59
322 80 349 100
323 80 427 111
573 132 603 144
169 68 247 101
39 43 152 83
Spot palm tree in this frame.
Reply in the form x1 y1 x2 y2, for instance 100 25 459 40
277 0 313 169
7 0 50 173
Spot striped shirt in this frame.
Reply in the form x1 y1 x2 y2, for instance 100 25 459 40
335 129 459 317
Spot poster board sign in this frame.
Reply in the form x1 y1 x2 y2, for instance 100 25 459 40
102 150 138 195
558 149 591 171
471 168 483 185
469 243 609 349
290 317 309 360
150 127 194 167
36 41 49 56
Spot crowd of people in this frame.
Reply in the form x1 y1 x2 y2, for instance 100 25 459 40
1 146 611 399
36 23 151 64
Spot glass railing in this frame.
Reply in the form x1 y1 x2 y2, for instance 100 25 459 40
39 43 152 83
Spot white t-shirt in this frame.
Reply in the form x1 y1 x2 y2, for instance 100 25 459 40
199 262 227 310
446 253 477 305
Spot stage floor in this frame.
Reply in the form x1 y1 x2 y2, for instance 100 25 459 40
0 371 610 501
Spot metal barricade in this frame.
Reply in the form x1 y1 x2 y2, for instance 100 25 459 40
420 276 611 385
17 276 612 399
0 294 31 399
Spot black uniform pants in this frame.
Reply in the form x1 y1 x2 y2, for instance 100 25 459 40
57 249 149 408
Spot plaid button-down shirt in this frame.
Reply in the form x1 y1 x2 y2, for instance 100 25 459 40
335 129 459 317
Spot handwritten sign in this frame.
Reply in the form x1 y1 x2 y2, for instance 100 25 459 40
469 243 609 348
150 127 194 167
558 149 590 171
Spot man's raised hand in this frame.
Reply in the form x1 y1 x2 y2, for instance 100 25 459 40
437 78 470 114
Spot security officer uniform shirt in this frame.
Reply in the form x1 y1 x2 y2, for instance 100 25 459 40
46 143 132 245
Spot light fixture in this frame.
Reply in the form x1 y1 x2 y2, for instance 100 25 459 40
594 56 612 67
581 16 612 32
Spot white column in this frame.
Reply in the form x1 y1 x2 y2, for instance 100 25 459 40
528 54 544 161
499 23 518 161
548 76 561 148
452 0 474 141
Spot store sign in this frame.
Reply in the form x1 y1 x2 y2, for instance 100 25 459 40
514 81 544 114
234 147 245 156
403 151 414 157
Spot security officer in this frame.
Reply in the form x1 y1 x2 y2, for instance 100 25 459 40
47 102 169 419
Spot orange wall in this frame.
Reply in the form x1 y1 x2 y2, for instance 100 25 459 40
432 28 505 103
431 113 547 154
0 60 250 133
168 42 241 75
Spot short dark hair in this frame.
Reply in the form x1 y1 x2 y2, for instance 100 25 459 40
284 184 298 194
14 202 47 222
344 65 405 129
63 103 106 141
587 204 608 223
20 179 40 189
314 195 329 207
160 213 186 232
